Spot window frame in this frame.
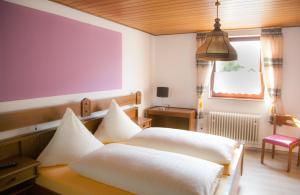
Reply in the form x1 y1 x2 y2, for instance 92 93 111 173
210 36 265 100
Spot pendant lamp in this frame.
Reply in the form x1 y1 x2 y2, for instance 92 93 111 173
197 0 237 61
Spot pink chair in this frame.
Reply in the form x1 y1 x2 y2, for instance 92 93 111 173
261 114 300 172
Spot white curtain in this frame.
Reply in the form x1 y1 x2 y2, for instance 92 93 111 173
196 32 212 118
261 28 284 116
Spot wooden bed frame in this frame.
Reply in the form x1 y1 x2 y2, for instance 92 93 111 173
0 91 141 161
0 91 243 195
217 144 244 195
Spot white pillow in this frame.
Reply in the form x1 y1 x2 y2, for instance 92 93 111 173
37 108 103 167
94 100 142 143
128 127 238 165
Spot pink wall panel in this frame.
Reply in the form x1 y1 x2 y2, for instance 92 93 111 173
0 1 122 102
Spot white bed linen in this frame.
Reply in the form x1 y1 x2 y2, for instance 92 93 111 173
128 127 238 164
70 143 223 195
94 100 141 144
37 108 103 167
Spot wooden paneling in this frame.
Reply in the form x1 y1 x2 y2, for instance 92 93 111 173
0 92 141 132
90 93 140 115
51 0 300 35
0 103 80 132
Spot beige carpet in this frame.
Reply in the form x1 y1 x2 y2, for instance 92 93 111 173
239 150 300 195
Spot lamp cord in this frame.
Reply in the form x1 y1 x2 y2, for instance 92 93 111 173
215 0 220 19
214 0 221 30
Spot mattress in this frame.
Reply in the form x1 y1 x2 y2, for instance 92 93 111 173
36 165 133 195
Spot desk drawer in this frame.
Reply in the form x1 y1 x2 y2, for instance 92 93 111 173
0 168 35 191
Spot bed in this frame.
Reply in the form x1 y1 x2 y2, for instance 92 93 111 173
36 144 243 195
0 92 243 195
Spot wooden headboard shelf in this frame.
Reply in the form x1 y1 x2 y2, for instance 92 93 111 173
0 91 141 132
0 103 80 132
82 107 138 134
81 91 141 117
0 91 141 161
89 91 141 115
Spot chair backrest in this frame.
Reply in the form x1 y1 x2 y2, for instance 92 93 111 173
273 114 300 134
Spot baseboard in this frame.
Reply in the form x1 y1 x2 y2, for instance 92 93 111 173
245 146 299 157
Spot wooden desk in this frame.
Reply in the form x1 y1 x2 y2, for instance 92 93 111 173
145 107 196 131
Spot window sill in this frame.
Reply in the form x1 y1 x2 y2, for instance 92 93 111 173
208 95 265 102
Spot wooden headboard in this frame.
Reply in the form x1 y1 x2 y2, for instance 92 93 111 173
0 91 141 161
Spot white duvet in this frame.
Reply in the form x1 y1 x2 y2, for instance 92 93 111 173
128 127 238 164
70 144 223 195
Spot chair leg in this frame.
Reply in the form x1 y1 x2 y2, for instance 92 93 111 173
261 140 265 164
241 146 244 176
287 147 293 172
272 144 275 159
297 145 300 167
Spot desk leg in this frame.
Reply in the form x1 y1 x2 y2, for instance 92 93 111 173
189 117 196 131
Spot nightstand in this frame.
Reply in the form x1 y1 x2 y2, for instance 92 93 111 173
133 117 152 129
0 156 39 194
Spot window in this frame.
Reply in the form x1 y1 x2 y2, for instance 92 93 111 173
211 37 264 99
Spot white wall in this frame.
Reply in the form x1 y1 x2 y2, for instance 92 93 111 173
0 0 153 114
152 34 198 108
152 27 300 149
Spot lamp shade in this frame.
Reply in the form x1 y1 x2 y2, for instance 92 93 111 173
196 1 238 61
157 87 169 98
197 30 237 61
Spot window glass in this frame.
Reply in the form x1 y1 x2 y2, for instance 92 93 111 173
212 39 263 99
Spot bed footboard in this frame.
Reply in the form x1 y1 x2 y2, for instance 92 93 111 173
216 144 244 195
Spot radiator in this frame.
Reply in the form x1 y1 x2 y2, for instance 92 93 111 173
208 111 259 144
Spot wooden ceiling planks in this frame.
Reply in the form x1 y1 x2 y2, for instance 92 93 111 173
51 0 300 35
